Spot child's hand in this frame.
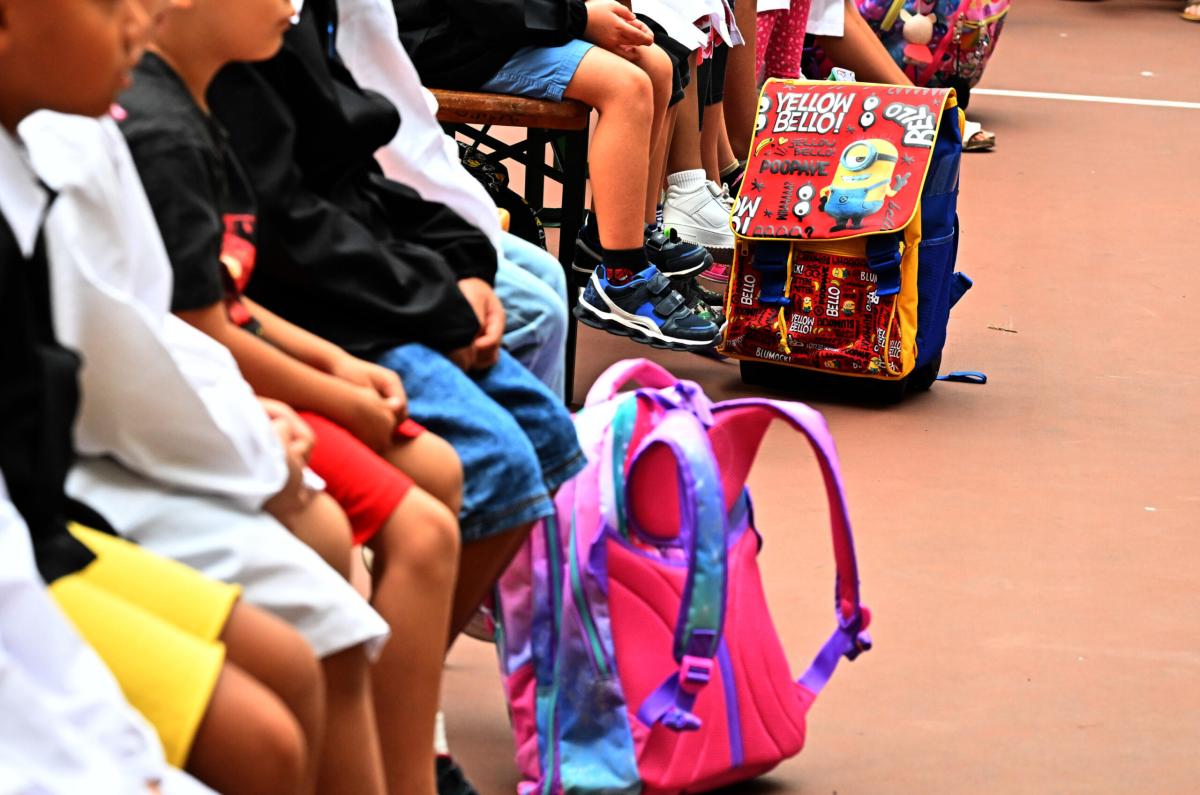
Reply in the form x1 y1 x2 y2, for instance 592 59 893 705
457 278 505 370
259 397 315 462
341 387 404 454
445 344 476 372
262 404 319 518
330 355 408 421
584 0 653 53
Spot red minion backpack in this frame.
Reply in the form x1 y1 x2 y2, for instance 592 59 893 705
722 79 983 399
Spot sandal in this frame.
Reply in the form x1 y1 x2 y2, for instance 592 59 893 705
963 119 996 152
1183 1 1200 21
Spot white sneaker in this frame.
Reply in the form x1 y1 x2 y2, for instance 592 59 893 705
715 182 736 213
662 180 735 262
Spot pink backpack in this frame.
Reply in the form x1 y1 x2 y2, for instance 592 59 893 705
493 359 872 794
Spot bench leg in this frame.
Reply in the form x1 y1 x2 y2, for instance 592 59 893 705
524 129 546 215
557 128 588 404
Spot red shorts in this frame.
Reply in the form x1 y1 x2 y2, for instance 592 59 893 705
298 412 423 545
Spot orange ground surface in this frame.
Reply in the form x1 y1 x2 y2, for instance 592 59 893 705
443 1 1200 791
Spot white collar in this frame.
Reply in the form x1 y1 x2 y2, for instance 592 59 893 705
0 127 49 258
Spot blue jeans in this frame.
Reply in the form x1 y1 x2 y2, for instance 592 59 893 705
495 231 568 396
374 344 584 542
479 39 594 103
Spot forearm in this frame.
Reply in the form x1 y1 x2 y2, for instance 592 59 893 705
815 0 912 86
242 297 347 373
176 307 360 421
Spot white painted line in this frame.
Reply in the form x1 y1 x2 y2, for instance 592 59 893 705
972 88 1200 110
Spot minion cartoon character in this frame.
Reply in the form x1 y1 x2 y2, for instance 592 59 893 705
819 140 911 232
843 299 857 316
867 356 884 374
801 296 814 313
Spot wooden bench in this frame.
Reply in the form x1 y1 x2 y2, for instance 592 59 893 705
432 89 591 401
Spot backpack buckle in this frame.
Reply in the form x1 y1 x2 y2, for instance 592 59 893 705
679 655 714 695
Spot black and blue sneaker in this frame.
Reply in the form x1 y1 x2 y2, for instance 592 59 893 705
575 265 720 350
574 217 714 278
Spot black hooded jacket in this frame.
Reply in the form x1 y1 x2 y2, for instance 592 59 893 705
393 0 589 89
207 0 497 358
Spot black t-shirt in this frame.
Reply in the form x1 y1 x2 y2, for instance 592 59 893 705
0 212 95 583
119 53 261 330
206 1 497 358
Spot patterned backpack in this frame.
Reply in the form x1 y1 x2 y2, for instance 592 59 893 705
492 358 872 794
807 0 1010 107
722 79 981 399
865 0 1011 104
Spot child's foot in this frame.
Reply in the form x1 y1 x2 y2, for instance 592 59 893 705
662 180 736 263
645 225 713 278
963 120 996 152
575 218 713 277
436 755 480 795
575 265 720 350
670 274 725 326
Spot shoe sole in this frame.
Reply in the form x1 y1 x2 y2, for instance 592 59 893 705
575 275 718 351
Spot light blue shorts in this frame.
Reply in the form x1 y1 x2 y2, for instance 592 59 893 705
480 40 595 102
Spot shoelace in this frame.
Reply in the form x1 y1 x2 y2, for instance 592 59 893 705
714 182 735 213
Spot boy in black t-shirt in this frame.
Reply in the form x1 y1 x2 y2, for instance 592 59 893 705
119 2 469 792
208 2 588 649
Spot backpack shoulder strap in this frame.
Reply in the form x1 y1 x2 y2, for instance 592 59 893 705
627 411 729 733
710 398 872 695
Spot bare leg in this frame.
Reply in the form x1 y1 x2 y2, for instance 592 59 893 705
186 664 308 795
666 55 704 175
724 0 760 149
386 432 464 516
717 112 739 173
624 44 674 224
273 495 386 794
450 522 534 644
271 491 353 578
658 103 680 203
816 0 912 85
366 489 459 795
319 646 387 795
701 100 725 182
221 603 326 795
563 48 653 250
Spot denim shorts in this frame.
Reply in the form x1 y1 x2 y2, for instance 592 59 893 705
374 344 585 542
480 39 595 102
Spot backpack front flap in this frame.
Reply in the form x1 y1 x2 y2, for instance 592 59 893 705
722 80 958 379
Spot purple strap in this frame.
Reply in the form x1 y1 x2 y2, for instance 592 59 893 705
637 672 703 732
711 399 871 695
797 611 873 694
584 358 679 408
629 414 727 733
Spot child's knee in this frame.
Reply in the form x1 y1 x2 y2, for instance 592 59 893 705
640 44 675 102
377 489 460 583
273 625 325 719
248 704 308 794
601 61 654 117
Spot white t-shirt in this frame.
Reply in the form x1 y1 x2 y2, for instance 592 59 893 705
21 112 287 510
0 474 167 794
337 0 503 253
806 0 846 37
